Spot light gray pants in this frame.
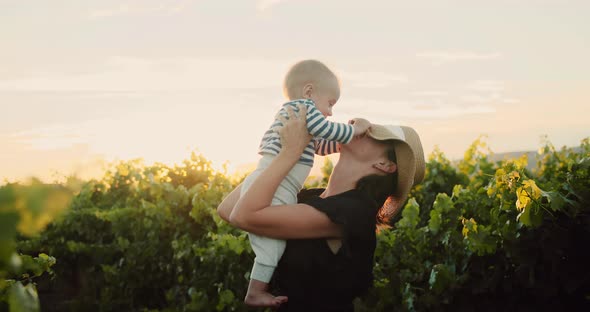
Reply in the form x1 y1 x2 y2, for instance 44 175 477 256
240 155 311 283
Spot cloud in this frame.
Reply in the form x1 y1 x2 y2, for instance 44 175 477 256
461 94 520 104
411 90 448 97
0 56 289 91
5 99 275 172
337 98 495 123
11 121 104 151
502 98 520 104
257 0 289 12
466 80 504 92
89 0 189 18
461 80 519 105
417 50 502 65
7 113 196 165
340 71 408 88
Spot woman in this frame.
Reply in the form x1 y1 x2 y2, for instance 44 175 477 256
218 105 425 311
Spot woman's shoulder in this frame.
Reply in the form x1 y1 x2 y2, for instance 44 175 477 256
297 187 324 198
296 188 323 205
299 188 377 234
299 188 374 206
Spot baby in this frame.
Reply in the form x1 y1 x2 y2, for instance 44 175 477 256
237 60 370 306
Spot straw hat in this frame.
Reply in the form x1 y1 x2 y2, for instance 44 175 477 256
367 125 425 215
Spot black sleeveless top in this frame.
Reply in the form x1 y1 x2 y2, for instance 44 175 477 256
272 188 379 312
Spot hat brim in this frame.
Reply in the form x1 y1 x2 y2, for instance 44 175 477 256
367 125 425 217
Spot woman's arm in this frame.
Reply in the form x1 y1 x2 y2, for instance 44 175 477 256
217 183 242 222
229 105 342 239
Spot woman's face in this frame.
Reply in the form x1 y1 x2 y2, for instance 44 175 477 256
341 134 389 164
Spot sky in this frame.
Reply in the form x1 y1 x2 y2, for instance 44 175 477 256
1 0 589 182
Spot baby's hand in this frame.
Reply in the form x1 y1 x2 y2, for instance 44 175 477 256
350 118 371 136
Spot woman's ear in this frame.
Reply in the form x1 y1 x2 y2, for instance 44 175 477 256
302 83 313 98
373 161 397 174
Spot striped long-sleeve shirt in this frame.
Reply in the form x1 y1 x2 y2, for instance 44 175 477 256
258 99 355 166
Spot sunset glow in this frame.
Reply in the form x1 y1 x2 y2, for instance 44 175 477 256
1 0 588 182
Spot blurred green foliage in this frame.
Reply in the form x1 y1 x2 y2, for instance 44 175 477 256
4 137 589 311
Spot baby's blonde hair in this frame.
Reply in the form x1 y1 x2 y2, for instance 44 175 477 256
282 60 340 100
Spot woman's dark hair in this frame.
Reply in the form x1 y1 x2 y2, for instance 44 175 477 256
355 140 398 225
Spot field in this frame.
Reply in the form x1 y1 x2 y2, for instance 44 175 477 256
1 137 589 311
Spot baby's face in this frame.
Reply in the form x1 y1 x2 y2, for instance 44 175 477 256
312 80 340 117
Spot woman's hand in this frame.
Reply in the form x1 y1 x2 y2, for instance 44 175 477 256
276 104 312 158
228 103 341 239
350 117 371 137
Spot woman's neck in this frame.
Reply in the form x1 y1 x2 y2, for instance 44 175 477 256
321 156 368 198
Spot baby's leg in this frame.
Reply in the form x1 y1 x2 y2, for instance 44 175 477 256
242 176 295 307
246 231 288 307
249 232 286 283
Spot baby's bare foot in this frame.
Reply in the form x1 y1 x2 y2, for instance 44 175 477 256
244 290 288 308
244 279 288 308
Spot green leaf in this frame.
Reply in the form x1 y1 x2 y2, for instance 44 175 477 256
8 282 40 312
517 204 543 227
398 198 420 229
402 283 416 311
428 211 441 234
433 193 453 212
547 191 565 211
0 186 16 206
0 239 16 265
216 289 234 311
428 264 455 294
0 212 19 241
